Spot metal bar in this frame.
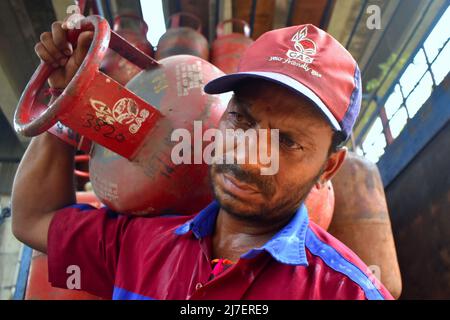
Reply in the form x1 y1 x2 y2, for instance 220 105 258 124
109 31 159 69
400 35 448 103
422 45 438 89
0 157 22 163
249 0 257 37
387 37 449 123
94 0 105 17
349 132 356 151
345 0 368 49
398 82 410 119
175 0 182 13
104 0 114 25
216 0 221 22
208 0 219 42
355 0 438 146
286 0 296 27
214 0 221 39
379 105 394 145
320 0 335 30
377 74 450 187
360 0 403 76
12 246 33 300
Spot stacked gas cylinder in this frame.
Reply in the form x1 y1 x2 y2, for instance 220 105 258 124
157 12 254 74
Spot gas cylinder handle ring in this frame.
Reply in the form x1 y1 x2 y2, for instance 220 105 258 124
14 15 111 137
74 154 90 178
168 12 203 33
14 15 158 138
216 19 251 38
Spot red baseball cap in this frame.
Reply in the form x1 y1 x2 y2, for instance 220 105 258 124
204 24 362 139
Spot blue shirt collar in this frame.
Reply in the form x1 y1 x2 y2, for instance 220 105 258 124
175 201 309 266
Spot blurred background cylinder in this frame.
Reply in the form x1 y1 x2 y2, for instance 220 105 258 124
100 13 154 85
25 251 102 300
211 19 254 74
155 12 209 60
329 152 402 299
305 180 334 230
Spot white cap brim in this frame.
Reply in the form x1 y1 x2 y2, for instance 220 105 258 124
204 71 341 131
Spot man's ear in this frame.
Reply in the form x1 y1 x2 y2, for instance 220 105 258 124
315 147 347 188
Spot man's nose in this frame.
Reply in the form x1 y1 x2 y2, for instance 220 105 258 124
227 127 278 172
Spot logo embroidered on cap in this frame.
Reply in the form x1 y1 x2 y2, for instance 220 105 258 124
267 26 322 78
286 27 317 64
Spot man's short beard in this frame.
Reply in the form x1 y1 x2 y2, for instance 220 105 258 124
209 162 326 224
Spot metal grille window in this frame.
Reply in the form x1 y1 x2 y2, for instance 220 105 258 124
358 5 450 163
361 117 386 163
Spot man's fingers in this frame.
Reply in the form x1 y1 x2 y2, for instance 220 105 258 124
34 43 59 68
73 31 94 67
51 22 72 56
77 31 94 50
40 32 66 66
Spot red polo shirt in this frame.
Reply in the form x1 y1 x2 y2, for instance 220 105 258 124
47 201 393 300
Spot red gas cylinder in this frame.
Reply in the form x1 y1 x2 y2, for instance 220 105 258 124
76 191 102 207
74 154 90 179
15 16 229 216
25 192 102 300
156 12 209 60
101 14 154 86
304 180 334 230
47 14 154 149
211 19 254 74
25 251 102 300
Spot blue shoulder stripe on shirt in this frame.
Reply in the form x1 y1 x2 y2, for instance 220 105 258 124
112 286 155 300
305 228 385 300
69 204 96 211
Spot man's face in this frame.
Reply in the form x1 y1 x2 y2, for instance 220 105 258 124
209 80 336 224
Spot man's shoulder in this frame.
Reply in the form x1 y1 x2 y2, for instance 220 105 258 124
304 222 393 300
62 204 195 237
305 222 371 274
121 211 196 234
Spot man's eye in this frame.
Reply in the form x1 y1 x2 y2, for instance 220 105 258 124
228 112 252 127
228 111 242 121
279 134 304 150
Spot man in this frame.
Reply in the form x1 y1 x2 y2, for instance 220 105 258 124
12 21 393 300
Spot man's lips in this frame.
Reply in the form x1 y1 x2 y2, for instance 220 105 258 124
221 173 260 195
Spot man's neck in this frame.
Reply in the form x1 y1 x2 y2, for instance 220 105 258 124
211 208 293 263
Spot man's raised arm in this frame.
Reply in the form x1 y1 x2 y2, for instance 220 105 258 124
11 21 93 253
12 133 76 253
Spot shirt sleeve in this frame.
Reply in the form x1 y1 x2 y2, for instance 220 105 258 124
47 204 132 299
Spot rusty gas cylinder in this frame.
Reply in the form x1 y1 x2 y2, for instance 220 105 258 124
305 180 334 230
329 151 402 299
156 12 209 60
211 19 254 74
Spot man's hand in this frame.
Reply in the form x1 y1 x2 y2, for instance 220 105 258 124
34 21 94 89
